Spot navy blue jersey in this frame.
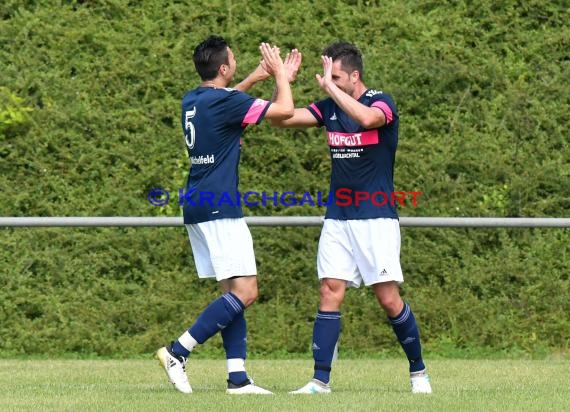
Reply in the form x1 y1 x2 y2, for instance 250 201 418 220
180 86 270 224
307 89 399 220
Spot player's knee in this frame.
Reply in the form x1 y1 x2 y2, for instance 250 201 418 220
243 291 258 307
377 295 403 315
319 281 344 306
235 288 258 308
231 278 259 307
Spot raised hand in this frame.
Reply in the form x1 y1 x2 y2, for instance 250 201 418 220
315 55 333 91
234 44 291 92
283 49 302 83
259 42 284 77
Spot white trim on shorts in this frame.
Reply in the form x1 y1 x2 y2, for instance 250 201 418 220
185 218 257 281
317 218 404 288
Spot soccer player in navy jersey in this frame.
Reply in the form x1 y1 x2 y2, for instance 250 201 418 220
271 42 432 394
156 35 299 395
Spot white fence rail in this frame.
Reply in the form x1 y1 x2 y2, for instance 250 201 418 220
1 216 569 228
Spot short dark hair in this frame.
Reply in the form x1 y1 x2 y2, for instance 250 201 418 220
322 41 364 80
193 35 230 81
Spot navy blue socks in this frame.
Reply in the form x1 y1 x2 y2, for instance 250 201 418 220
171 292 245 358
389 302 425 373
222 311 248 384
311 310 341 384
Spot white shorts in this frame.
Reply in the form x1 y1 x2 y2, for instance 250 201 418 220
317 218 404 288
185 218 257 281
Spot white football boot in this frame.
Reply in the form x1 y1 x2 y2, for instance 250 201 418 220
289 379 331 394
410 369 432 394
226 378 273 395
156 346 192 394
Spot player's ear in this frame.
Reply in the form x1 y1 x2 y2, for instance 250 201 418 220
220 62 233 77
351 70 360 83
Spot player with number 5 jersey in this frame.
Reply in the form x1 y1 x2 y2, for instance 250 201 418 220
181 84 272 223
156 35 300 395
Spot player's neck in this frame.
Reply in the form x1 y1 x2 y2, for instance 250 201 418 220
352 82 367 99
200 79 225 88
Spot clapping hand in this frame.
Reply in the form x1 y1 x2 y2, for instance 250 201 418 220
283 49 302 83
316 55 333 90
259 47 302 83
259 42 284 77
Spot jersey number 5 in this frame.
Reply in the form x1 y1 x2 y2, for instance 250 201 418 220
184 107 197 149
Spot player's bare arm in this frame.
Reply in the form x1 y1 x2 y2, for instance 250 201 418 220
270 107 319 128
234 63 271 92
317 55 386 129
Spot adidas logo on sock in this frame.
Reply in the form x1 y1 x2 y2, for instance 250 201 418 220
312 342 321 351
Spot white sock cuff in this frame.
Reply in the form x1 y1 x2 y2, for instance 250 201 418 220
227 358 246 373
177 331 199 352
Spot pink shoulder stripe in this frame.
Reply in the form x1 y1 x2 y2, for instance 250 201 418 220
309 103 323 122
242 99 270 125
371 101 393 123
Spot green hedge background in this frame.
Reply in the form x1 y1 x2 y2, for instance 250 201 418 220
0 0 568 358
